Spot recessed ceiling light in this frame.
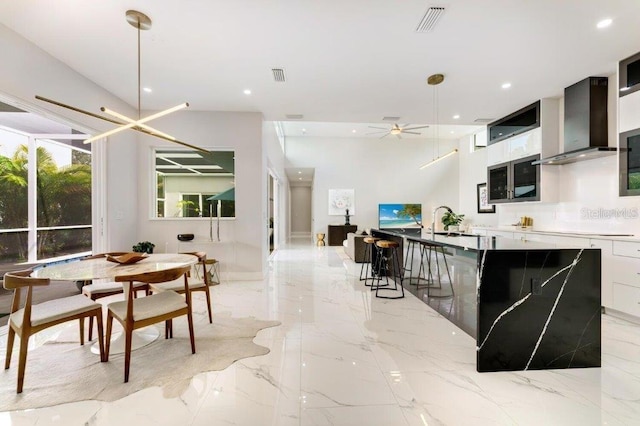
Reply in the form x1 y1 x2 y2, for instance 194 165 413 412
298 171 302 174
302 128 307 133
501 82 512 89
243 89 251 95
597 18 612 29
450 131 455 134
453 114 460 119
298 177 302 180
352 129 357 133
143 87 152 93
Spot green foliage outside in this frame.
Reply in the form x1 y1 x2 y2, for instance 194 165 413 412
0 144 91 262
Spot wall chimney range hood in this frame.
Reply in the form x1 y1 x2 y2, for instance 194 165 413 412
532 146 616 165
534 76 615 165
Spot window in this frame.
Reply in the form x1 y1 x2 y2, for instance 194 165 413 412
0 126 91 265
154 149 235 218
472 129 488 152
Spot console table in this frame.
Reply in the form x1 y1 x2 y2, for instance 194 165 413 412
328 225 357 246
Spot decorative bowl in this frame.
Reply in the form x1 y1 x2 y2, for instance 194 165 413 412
177 233 195 241
105 252 149 265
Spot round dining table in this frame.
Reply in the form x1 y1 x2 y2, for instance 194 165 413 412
31 253 197 354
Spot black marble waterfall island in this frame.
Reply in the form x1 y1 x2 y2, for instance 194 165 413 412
371 229 601 373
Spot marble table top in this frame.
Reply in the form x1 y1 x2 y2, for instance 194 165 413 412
31 253 197 281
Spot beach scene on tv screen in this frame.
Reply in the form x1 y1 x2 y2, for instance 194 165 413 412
378 204 422 229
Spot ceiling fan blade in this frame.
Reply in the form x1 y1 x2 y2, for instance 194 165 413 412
368 126 390 130
403 125 430 131
402 131 422 135
379 132 391 139
395 133 402 139
366 130 389 135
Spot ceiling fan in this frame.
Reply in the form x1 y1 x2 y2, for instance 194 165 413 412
367 123 429 139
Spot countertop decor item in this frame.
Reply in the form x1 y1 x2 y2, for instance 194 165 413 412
177 233 195 241
441 210 465 231
105 252 149 265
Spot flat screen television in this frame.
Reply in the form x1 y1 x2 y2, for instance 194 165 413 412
378 203 422 235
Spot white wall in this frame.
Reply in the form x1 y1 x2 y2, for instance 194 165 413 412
457 136 500 228
0 23 138 252
135 111 266 279
285 136 460 235
290 187 312 234
263 121 288 250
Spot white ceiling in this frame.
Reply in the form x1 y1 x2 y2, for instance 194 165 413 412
1 1 640 137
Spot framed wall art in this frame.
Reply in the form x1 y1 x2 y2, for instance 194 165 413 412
477 182 495 213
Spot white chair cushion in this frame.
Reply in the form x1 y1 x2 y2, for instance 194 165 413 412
82 281 147 297
107 291 187 322
149 278 206 293
10 295 100 329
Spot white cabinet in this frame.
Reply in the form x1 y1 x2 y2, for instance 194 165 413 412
608 240 640 317
619 82 640 133
612 283 640 318
513 232 590 248
469 228 487 236
590 239 613 308
487 128 542 166
487 230 514 239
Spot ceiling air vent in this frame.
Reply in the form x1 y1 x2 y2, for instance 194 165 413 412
474 118 495 123
416 6 446 32
286 114 304 120
382 116 401 121
272 68 286 82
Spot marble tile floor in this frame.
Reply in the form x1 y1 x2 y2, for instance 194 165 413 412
1 237 640 425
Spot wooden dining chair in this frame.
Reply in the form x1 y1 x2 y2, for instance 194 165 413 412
105 265 195 383
81 252 150 341
3 270 105 393
149 252 214 323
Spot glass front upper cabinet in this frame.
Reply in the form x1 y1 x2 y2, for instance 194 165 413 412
620 51 640 97
487 101 540 145
620 128 640 196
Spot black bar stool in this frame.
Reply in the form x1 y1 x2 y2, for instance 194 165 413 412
373 240 405 299
404 238 429 285
360 237 381 286
416 242 454 297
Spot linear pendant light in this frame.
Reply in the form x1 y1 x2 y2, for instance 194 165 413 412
36 10 205 153
419 148 458 169
420 73 458 169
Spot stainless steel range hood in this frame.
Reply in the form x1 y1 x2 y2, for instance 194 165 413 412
536 76 615 165
532 146 616 165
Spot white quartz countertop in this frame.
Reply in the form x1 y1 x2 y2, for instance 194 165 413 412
472 226 640 242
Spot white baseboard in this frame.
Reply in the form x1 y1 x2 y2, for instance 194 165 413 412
603 307 640 325
291 232 312 238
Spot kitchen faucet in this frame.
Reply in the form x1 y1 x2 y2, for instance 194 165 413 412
431 205 453 239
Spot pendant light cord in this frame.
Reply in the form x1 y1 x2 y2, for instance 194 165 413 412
137 18 141 120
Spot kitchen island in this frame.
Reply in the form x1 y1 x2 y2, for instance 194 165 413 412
371 229 601 373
